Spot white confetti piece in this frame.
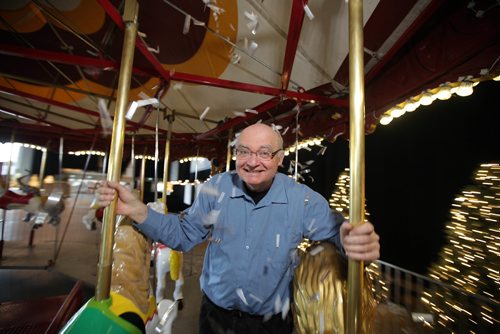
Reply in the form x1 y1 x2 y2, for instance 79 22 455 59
236 288 248 305
249 293 263 304
304 4 314 20
244 109 258 114
307 218 316 231
217 192 225 203
274 295 282 314
281 297 290 320
310 245 324 256
281 126 289 135
231 187 236 197
183 14 191 34
202 210 220 227
275 234 280 248
232 111 246 117
199 185 219 197
200 106 210 120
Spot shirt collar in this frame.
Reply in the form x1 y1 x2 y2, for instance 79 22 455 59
231 173 289 206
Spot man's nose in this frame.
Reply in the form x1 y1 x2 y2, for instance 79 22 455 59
246 153 260 165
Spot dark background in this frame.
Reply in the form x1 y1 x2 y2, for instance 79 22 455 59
35 80 499 275
290 80 500 274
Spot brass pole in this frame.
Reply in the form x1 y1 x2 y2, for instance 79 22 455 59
162 115 173 212
347 0 366 332
225 127 233 172
139 156 146 202
39 144 48 188
95 0 139 301
131 135 135 188
58 137 64 183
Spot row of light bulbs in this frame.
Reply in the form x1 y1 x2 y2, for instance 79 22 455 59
179 156 207 163
379 74 499 126
284 137 323 156
68 150 105 156
18 143 47 152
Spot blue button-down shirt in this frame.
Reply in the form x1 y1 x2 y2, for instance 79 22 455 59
136 172 344 316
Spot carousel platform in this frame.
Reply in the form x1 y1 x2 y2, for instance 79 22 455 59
0 192 205 333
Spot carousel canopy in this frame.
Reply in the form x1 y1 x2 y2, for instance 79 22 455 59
0 0 499 163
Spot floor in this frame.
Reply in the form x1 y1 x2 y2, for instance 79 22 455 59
0 192 205 333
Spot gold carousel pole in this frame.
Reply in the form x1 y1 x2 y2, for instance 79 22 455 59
162 114 173 210
225 127 233 172
162 114 182 280
139 155 146 201
95 0 139 302
347 0 366 332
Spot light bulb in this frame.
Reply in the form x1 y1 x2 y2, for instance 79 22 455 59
436 83 453 100
419 91 434 106
404 99 420 112
390 107 405 118
456 81 474 97
380 114 393 125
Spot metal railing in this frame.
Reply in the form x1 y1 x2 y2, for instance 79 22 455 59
370 260 499 333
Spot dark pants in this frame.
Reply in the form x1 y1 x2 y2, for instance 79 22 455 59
199 294 294 334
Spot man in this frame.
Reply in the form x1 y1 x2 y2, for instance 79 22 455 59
95 123 380 333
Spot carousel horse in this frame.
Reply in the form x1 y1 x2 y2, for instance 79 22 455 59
0 173 64 227
108 213 179 334
148 201 184 309
293 241 376 333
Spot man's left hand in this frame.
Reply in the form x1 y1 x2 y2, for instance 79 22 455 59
340 222 380 261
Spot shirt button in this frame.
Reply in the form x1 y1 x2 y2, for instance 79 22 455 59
245 245 249 250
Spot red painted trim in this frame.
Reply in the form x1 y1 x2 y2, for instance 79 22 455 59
281 0 308 91
0 44 153 77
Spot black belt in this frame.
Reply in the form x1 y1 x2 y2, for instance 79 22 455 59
203 294 274 320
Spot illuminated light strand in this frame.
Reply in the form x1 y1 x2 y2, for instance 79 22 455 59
424 163 499 332
378 74 495 126
69 150 105 156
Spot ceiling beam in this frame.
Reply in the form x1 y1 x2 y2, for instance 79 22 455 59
0 43 347 107
281 0 308 91
0 105 71 130
0 85 161 134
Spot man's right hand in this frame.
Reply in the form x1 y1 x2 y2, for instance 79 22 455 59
94 181 148 224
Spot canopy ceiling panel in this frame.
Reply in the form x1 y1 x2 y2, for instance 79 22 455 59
0 0 498 163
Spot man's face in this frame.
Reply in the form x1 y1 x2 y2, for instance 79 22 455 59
235 124 284 192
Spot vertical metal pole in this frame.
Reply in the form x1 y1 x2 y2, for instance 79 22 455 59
95 0 139 302
225 128 233 172
58 137 64 182
102 154 108 175
194 149 199 181
139 156 146 202
154 108 159 202
347 0 366 332
294 108 300 180
131 135 135 188
54 137 63 260
162 115 173 212
39 146 48 188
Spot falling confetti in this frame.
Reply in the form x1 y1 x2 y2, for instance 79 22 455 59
309 245 324 256
236 288 249 305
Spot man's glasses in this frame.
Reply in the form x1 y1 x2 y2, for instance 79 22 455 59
234 147 282 161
